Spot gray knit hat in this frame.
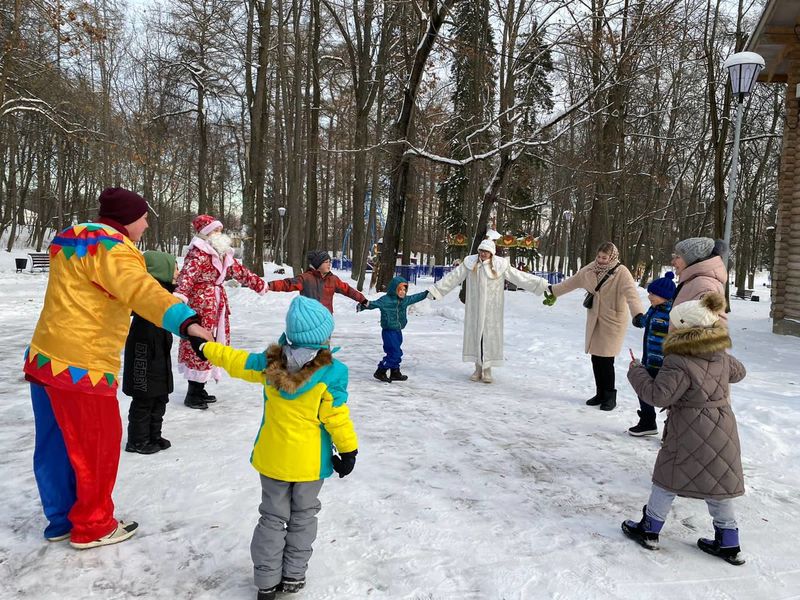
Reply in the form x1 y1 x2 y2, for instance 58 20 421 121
674 237 715 265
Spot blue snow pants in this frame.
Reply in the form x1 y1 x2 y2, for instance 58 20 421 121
31 383 76 539
378 329 403 370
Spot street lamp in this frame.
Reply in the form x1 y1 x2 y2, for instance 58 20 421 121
722 51 764 268
277 206 286 265
563 209 573 275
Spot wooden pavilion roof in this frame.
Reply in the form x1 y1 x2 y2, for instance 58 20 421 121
747 0 800 83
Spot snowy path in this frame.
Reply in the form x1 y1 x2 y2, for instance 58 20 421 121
1 259 799 600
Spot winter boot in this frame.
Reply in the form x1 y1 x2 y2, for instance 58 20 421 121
373 368 391 383
586 390 603 406
184 382 209 410
599 389 617 411
697 527 745 565
124 441 161 454
628 410 658 437
281 577 306 593
154 438 172 450
197 383 217 403
481 367 493 384
256 585 280 600
469 364 483 382
621 505 664 550
390 368 408 381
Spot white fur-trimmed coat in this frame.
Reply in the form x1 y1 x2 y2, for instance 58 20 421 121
429 254 548 367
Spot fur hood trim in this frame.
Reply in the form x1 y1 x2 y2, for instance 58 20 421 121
264 343 333 393
663 323 731 356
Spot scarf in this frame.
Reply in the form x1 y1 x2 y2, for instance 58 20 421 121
591 243 620 281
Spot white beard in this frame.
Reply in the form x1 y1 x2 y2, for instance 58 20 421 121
207 232 232 255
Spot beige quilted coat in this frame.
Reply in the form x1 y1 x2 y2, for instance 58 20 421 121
627 324 746 500
551 262 644 357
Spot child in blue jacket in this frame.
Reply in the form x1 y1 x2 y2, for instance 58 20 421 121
628 271 675 436
359 276 429 382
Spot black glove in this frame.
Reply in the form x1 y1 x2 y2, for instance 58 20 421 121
331 449 358 478
356 301 368 313
188 336 207 360
632 313 645 328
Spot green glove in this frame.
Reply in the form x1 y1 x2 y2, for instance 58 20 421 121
542 288 557 306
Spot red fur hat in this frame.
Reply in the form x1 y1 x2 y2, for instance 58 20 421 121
192 214 223 235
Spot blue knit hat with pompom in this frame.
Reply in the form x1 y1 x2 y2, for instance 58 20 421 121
647 271 676 300
281 296 334 348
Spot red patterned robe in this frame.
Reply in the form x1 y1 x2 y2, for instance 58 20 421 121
176 238 266 382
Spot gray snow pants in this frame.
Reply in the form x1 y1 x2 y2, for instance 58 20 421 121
251 475 324 589
645 483 738 530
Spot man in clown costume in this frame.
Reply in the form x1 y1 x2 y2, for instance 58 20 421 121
24 187 212 549
175 214 267 408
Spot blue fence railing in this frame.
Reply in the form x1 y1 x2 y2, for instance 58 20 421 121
533 271 565 285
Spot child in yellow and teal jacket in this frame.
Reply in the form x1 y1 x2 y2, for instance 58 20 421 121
190 295 358 600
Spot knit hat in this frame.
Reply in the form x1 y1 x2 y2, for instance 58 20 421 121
674 237 715 265
192 214 223 236
283 296 334 348
670 293 725 330
647 271 676 300
308 250 332 269
98 187 149 226
143 251 177 285
477 239 496 255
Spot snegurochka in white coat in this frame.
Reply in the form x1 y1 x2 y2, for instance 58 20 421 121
428 239 549 383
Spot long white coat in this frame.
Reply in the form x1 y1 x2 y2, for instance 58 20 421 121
429 254 548 367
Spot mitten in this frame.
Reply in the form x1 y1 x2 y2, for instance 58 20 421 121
188 336 207 360
632 313 645 328
331 449 358 478
356 301 368 313
542 286 557 306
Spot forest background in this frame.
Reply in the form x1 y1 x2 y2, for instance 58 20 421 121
0 0 781 292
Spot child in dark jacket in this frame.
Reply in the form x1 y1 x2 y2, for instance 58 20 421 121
359 276 429 382
122 251 179 454
189 295 358 600
623 292 746 565
628 271 675 436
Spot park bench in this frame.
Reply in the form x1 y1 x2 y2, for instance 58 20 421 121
735 288 753 300
28 252 50 273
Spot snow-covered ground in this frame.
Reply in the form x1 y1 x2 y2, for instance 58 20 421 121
1 249 798 600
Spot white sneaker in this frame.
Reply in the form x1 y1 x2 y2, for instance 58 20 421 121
481 367 493 383
469 364 482 381
70 520 138 550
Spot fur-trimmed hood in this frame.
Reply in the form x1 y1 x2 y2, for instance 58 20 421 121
264 343 333 394
663 323 731 357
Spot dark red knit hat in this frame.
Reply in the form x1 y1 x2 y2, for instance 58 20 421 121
98 187 149 225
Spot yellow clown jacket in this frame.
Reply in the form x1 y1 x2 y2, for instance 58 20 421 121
203 342 358 482
24 223 197 394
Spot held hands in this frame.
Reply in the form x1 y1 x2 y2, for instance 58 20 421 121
186 323 214 341
331 449 358 478
542 286 557 307
632 313 645 328
188 336 208 360
356 301 369 312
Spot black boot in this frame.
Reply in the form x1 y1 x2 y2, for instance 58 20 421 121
281 577 306 593
600 389 617 411
149 396 171 449
257 585 279 600
697 527 745 565
389 368 408 381
628 410 658 436
621 505 664 550
586 390 603 406
184 381 208 410
197 382 216 403
373 368 391 383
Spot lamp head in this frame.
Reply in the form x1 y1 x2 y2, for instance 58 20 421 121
723 51 765 100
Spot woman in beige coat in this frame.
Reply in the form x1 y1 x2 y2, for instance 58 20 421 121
542 242 644 411
622 293 746 565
